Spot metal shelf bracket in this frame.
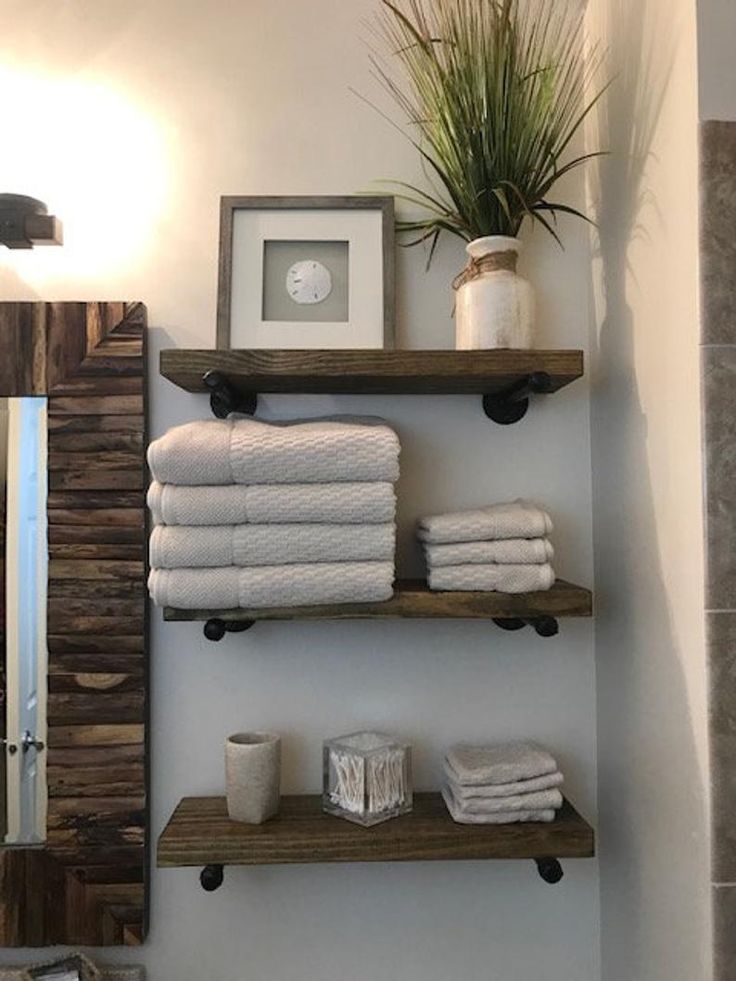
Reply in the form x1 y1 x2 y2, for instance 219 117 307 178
534 857 564 884
203 370 257 419
492 616 559 637
200 864 225 892
203 619 256 642
482 371 554 425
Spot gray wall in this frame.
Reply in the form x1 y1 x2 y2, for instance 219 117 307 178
698 0 736 121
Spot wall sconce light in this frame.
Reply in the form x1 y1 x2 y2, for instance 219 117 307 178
0 194 63 249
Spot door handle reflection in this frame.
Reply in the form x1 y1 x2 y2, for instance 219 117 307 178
21 731 44 753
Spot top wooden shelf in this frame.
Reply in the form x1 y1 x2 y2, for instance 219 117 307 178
160 349 583 397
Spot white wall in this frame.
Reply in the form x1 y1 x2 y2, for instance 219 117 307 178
584 1 711 979
0 2 598 979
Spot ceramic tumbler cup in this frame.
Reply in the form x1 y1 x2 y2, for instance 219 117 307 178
225 732 281 824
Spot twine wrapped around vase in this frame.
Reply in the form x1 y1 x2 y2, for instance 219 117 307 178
452 249 518 292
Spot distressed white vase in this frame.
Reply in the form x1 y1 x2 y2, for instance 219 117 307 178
225 731 281 824
455 236 534 349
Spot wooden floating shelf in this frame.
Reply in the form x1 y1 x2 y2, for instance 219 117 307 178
164 578 592 630
160 348 584 397
158 793 594 887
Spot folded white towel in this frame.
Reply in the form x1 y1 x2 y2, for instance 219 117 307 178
418 500 552 545
443 783 563 815
446 742 558 786
428 563 555 593
441 786 556 825
149 523 395 568
148 561 395 609
147 416 400 486
425 538 553 567
148 481 396 526
443 768 564 800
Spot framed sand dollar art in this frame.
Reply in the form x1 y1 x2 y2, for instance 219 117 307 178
216 195 395 350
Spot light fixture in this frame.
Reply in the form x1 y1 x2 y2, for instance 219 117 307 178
0 194 63 249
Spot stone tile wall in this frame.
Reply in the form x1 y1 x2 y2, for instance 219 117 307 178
701 119 736 977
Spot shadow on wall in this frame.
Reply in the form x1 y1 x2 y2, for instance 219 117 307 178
587 1 709 979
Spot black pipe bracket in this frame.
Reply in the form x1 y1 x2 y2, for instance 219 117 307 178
492 616 559 637
203 619 256 642
200 864 225 892
534 858 564 884
203 371 257 419
482 371 554 425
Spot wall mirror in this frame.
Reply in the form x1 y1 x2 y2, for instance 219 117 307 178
0 302 148 947
1 396 48 845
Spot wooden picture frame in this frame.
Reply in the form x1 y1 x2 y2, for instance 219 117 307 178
216 195 395 351
0 302 148 947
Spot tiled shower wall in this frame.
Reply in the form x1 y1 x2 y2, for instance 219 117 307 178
701 119 736 978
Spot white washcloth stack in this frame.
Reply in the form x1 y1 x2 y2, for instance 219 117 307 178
442 741 564 824
418 499 555 593
146 415 400 609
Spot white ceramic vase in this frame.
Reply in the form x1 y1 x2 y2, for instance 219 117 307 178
225 731 281 824
454 236 534 350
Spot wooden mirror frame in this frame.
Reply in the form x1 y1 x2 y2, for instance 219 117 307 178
0 302 148 946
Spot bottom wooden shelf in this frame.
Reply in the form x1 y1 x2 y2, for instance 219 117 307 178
158 793 594 888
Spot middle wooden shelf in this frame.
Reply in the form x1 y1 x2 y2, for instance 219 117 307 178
163 578 593 641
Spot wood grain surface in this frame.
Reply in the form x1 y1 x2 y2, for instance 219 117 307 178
164 578 593 623
160 348 584 396
0 301 148 947
158 793 594 867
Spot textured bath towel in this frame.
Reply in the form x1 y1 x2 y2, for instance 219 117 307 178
417 500 552 545
441 786 556 825
443 783 563 815
446 741 558 786
149 523 396 568
424 538 553 568
443 769 564 800
148 561 395 609
427 563 555 593
148 481 396 526
147 416 400 486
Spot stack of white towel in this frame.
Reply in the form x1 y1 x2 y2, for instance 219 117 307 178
417 499 555 593
146 415 401 609
442 741 564 825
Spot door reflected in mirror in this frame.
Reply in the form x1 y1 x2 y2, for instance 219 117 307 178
1 396 47 844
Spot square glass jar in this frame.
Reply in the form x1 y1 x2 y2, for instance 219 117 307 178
323 730 412 826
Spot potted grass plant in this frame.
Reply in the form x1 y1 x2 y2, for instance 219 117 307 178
371 0 605 349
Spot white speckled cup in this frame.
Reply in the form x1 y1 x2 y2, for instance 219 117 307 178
225 732 281 824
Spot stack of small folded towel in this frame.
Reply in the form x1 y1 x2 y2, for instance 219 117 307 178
442 741 564 824
146 415 400 609
417 499 555 593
